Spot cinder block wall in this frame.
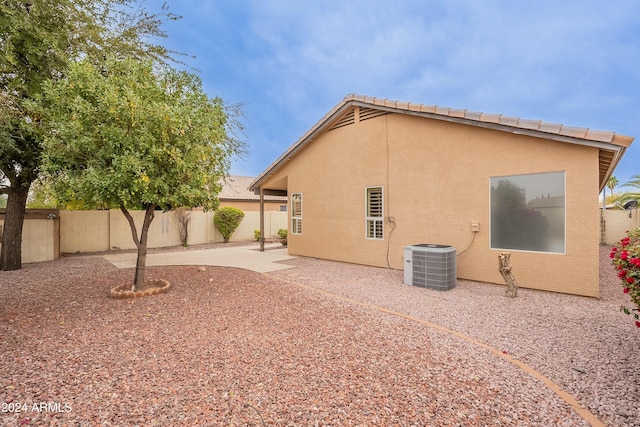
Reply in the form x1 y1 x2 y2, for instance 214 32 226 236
6 219 56 262
602 209 640 245
0 218 57 263
60 210 110 253
58 209 287 253
109 209 198 250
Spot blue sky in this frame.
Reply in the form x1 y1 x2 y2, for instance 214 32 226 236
156 0 639 193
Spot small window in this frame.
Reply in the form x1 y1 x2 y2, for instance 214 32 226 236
490 171 565 253
366 186 384 239
279 205 287 212
291 193 302 234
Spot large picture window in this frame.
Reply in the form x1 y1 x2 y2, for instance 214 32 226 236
291 193 302 234
366 186 384 239
490 172 565 253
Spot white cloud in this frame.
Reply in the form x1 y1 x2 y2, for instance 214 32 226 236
161 0 640 181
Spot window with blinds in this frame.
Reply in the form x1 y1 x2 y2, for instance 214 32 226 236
366 186 383 239
291 193 302 234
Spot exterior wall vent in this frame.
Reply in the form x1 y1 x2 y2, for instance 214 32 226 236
404 244 457 290
359 107 387 121
328 108 355 131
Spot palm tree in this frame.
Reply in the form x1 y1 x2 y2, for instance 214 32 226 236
607 176 618 199
619 175 640 203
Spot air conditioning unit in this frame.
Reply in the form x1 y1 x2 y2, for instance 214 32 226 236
404 244 457 290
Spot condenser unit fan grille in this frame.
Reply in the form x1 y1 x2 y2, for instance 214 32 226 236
404 244 456 291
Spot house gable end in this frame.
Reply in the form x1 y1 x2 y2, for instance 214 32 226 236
250 94 633 193
328 107 356 131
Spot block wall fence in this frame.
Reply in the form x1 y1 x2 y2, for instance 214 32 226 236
601 208 640 245
0 208 636 264
0 208 288 263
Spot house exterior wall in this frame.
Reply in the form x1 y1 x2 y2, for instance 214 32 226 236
261 111 602 296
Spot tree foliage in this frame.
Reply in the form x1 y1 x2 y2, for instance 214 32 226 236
42 57 245 289
214 207 245 243
26 178 58 209
607 176 618 198
0 0 180 270
620 175 640 203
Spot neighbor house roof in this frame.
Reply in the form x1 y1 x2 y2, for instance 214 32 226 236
221 175 287 202
527 196 565 209
250 94 633 193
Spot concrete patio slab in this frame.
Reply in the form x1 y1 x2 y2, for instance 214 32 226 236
102 243 296 273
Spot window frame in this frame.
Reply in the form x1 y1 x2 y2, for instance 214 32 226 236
365 186 384 240
290 193 302 235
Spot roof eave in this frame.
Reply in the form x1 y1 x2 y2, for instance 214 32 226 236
250 95 634 193
249 100 356 191
599 145 629 193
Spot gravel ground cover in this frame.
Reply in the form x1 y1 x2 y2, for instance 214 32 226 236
270 246 640 426
0 244 638 426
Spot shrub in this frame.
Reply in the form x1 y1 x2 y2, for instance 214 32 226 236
254 229 261 242
610 227 640 328
278 228 287 246
214 207 244 243
172 208 192 246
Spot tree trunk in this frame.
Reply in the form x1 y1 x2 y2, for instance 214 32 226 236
120 204 156 291
498 252 518 298
0 184 31 271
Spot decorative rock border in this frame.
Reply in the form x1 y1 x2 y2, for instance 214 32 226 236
110 279 171 299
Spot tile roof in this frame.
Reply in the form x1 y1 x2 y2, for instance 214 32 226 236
250 94 633 193
220 175 286 202
347 94 631 144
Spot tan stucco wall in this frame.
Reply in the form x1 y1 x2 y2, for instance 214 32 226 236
219 200 287 212
60 210 110 253
0 202 288 261
0 218 56 263
602 209 640 245
109 210 183 250
261 110 603 296
208 210 288 242
56 209 287 253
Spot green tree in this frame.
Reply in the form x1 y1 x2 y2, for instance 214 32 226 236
214 207 245 243
26 178 57 209
0 0 178 270
42 58 244 290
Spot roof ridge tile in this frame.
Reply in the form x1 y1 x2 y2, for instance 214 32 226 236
347 94 620 143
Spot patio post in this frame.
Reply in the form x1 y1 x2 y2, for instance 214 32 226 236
259 187 265 251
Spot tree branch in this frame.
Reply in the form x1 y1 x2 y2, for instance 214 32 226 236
119 204 140 249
